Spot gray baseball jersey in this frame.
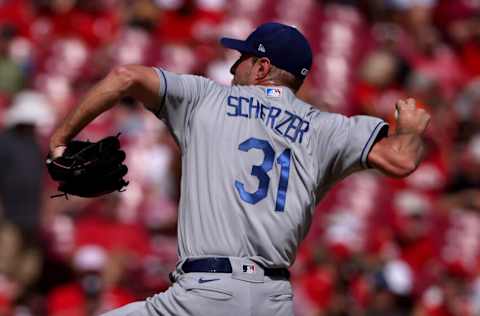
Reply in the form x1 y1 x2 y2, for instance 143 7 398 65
151 68 387 269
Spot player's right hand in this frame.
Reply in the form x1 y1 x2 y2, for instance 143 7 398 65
394 98 431 135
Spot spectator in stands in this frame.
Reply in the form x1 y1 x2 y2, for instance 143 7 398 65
0 91 53 241
0 24 24 98
0 90 54 315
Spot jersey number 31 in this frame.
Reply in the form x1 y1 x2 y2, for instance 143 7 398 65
235 137 291 212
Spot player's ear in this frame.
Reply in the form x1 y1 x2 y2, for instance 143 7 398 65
255 57 272 81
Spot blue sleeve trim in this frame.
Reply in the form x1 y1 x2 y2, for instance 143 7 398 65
159 69 168 110
152 67 168 116
360 121 387 169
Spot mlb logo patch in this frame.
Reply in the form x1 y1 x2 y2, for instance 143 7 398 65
266 87 282 98
243 264 255 274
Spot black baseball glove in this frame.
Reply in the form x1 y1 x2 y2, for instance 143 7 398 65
46 134 129 198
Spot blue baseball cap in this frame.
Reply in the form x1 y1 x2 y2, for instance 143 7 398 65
220 22 313 80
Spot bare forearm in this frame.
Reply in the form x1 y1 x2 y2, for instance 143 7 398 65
50 77 123 148
388 131 425 167
369 98 430 178
49 66 159 154
369 132 425 177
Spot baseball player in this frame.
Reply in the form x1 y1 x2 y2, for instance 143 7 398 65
49 22 430 315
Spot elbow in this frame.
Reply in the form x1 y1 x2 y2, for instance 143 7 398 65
385 155 419 178
109 65 139 95
370 151 419 178
369 135 425 178
393 159 418 178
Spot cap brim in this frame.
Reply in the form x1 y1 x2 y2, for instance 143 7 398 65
220 38 255 54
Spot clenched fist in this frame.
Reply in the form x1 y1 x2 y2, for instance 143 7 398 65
395 98 431 135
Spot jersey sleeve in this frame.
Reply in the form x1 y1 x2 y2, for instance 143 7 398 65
314 113 388 185
149 67 213 149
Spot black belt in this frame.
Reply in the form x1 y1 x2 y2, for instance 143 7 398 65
181 257 290 279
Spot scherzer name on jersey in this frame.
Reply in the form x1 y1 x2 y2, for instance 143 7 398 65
226 95 310 144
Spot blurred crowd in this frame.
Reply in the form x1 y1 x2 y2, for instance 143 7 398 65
0 0 479 315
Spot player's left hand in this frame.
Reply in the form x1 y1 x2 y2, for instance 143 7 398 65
46 134 129 198
49 145 67 159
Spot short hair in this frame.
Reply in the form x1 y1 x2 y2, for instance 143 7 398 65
251 56 304 92
268 65 304 92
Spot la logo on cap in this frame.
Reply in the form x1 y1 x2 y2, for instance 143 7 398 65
258 44 266 53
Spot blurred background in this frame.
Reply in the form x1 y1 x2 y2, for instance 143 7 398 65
0 0 480 315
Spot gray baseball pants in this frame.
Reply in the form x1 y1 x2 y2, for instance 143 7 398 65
101 257 293 316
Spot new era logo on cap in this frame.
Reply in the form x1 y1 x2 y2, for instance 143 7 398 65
258 43 266 53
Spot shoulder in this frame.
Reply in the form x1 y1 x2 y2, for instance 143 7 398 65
157 68 227 89
307 110 383 129
300 105 345 129
153 68 233 104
